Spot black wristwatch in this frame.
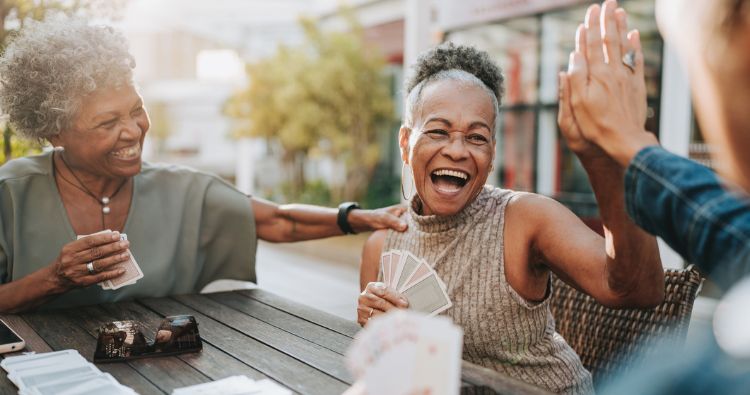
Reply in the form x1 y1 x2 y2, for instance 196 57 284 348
337 202 360 235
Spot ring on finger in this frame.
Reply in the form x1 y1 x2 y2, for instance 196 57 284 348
622 49 636 73
86 261 96 275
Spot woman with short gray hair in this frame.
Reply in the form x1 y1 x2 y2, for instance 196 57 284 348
356 42 665 394
0 18 406 313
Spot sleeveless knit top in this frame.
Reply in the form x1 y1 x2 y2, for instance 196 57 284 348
383 186 594 395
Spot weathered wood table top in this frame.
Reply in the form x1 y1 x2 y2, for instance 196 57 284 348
0 289 550 395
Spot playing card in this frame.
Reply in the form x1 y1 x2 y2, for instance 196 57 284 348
380 253 391 285
25 372 113 395
106 249 143 290
398 260 432 292
345 310 463 395
387 251 403 289
393 252 421 292
401 273 453 316
4 354 87 378
1 350 79 373
12 363 100 391
55 376 137 395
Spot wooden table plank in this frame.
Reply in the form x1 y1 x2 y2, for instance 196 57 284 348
140 296 350 395
238 289 361 338
67 305 210 393
206 291 353 355
98 301 270 383
173 294 353 383
21 310 164 394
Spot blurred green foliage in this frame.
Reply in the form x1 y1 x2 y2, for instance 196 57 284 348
0 0 128 163
225 9 395 203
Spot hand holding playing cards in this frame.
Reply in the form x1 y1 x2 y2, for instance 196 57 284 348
357 282 409 326
50 231 130 290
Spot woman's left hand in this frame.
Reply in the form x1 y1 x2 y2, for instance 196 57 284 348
357 282 409 326
349 204 408 233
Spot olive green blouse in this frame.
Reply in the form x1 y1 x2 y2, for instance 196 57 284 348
0 151 257 309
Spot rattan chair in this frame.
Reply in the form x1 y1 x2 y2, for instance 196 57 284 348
549 266 703 388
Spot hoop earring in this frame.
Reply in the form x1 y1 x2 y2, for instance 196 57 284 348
401 163 415 201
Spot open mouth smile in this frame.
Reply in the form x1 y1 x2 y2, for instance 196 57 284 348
110 143 141 161
430 168 470 194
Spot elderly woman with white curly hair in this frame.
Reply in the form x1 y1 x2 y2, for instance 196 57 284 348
0 18 406 313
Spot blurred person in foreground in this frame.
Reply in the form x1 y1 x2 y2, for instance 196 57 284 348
356 43 665 395
0 18 407 313
559 0 750 393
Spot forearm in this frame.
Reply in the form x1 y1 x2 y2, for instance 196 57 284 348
625 146 750 289
579 152 663 304
0 267 64 313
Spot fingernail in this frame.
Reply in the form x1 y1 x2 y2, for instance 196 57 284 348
119 240 129 248
118 269 126 274
121 252 129 259
111 232 120 240
568 52 576 70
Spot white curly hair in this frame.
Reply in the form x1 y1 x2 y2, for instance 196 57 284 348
0 17 135 142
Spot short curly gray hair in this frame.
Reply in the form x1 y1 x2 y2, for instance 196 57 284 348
0 17 135 141
403 43 503 132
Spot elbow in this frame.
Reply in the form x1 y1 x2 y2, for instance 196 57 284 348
598 281 665 309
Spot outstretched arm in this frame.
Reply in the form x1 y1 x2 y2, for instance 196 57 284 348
536 1 663 308
251 197 407 243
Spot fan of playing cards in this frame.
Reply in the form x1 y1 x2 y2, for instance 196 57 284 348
78 230 143 290
380 250 452 316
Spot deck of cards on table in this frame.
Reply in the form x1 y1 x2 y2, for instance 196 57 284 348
171 375 292 395
78 230 143 290
380 250 452 315
345 310 464 395
1 349 137 395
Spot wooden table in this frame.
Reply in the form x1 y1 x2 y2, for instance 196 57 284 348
0 289 550 395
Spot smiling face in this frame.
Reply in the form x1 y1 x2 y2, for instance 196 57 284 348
401 79 496 216
50 84 150 179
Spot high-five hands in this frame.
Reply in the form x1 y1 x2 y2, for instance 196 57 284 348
558 0 659 166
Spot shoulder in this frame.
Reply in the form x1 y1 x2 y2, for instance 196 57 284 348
364 229 388 257
505 191 572 228
0 152 51 184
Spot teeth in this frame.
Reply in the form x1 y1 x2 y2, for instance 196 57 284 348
111 144 141 159
433 169 468 180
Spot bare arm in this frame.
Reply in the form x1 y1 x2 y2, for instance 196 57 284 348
251 197 406 243
540 1 662 308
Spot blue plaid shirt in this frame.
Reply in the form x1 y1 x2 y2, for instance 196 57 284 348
624 145 750 289
603 146 750 395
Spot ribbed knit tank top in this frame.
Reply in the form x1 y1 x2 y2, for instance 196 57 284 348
384 186 594 395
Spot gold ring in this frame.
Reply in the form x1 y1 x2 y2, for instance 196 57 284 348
86 261 96 275
622 50 636 73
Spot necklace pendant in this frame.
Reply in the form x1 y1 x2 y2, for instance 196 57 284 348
102 206 111 214
101 197 110 205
